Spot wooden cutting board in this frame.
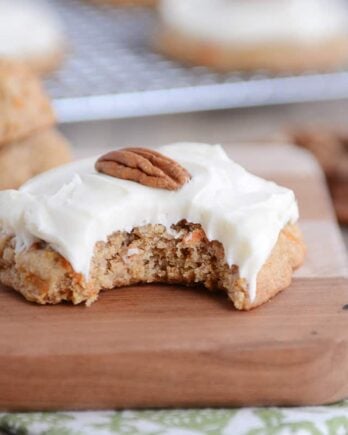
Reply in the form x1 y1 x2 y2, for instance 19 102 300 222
1 144 347 411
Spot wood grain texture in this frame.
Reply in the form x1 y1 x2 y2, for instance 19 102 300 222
0 144 347 410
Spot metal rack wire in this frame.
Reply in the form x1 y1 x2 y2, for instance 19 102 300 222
46 0 348 123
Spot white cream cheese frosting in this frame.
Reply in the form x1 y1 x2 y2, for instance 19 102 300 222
0 0 64 61
0 143 299 302
160 0 348 45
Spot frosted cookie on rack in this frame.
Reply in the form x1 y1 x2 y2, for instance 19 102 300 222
0 0 65 75
158 0 348 72
0 143 305 310
0 60 71 189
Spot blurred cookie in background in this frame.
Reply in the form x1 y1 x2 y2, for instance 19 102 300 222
157 0 348 72
330 156 348 224
292 128 348 224
0 60 71 190
0 60 54 146
292 129 344 177
0 0 65 75
0 129 71 190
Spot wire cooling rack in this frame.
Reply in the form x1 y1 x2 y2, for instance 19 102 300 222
46 0 348 123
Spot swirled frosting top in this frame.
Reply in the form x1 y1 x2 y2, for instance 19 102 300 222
0 143 299 302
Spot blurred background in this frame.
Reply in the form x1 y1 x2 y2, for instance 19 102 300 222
1 0 347 244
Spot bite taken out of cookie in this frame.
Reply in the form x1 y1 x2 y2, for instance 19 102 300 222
0 143 305 310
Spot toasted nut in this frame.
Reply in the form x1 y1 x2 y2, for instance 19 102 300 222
96 147 191 190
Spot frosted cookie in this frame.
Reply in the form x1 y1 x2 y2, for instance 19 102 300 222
0 129 72 190
0 143 305 310
0 60 55 146
158 0 348 72
0 0 65 75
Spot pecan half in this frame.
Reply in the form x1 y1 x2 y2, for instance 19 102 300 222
95 147 191 190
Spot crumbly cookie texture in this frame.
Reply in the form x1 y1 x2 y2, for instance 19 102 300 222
0 128 72 190
158 30 348 72
0 60 55 146
0 221 305 310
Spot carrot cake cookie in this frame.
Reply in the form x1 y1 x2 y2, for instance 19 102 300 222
0 143 305 310
0 0 65 75
158 0 348 72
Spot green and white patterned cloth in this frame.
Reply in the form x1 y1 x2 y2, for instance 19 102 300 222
2 404 348 435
